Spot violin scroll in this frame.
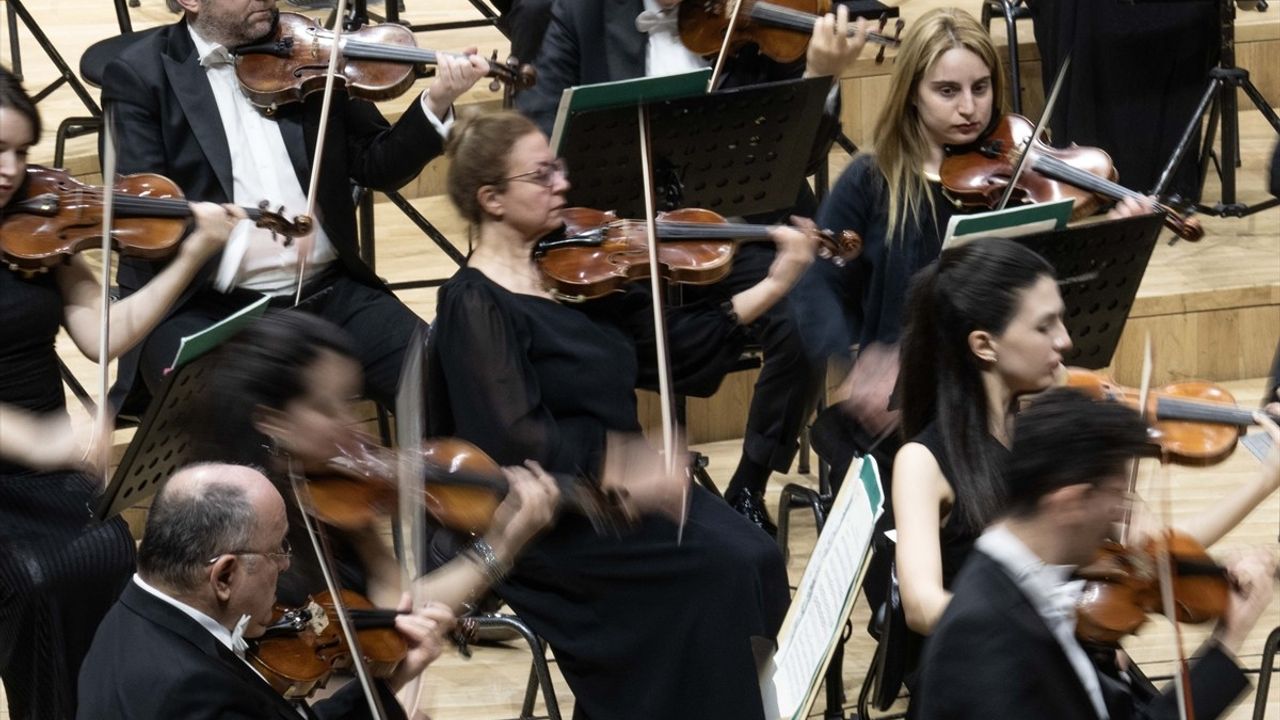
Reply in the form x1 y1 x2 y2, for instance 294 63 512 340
486 50 538 94
254 201 314 246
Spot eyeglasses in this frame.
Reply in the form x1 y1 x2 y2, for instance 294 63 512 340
501 158 568 188
208 538 292 568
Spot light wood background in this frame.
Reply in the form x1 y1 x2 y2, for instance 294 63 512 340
1 0 1278 717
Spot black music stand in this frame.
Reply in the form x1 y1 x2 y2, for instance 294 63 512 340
3 0 102 120
556 75 831 217
94 354 217 520
1006 213 1165 369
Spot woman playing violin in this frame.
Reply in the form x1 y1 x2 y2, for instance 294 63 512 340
883 237 1280 699
0 66 242 720
793 8 1151 452
192 310 561 615
426 110 817 720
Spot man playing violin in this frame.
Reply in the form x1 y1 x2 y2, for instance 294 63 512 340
99 0 489 414
512 0 868 534
78 463 454 720
911 388 1277 720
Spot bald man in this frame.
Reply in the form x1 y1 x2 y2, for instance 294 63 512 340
77 463 452 719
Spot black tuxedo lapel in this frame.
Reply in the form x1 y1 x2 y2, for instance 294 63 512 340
277 103 311 194
979 554 1105 720
604 0 647 81
161 27 234 200
119 583 302 720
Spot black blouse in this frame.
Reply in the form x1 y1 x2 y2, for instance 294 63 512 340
427 268 750 477
1 267 66 475
812 154 958 350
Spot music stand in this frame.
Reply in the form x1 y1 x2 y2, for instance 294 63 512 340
3 0 101 117
1010 213 1166 369
1152 0 1279 217
94 353 217 521
556 76 832 218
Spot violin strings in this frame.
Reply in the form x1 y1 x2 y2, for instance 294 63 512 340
342 37 439 66
1032 154 1142 203
1155 396 1258 426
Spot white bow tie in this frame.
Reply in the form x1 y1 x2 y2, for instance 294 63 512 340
201 46 235 69
230 614 252 658
1047 578 1087 623
635 9 678 35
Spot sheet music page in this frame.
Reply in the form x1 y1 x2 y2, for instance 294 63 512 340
764 456 884 720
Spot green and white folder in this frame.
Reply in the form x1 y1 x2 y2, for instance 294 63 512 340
760 455 885 720
942 197 1074 249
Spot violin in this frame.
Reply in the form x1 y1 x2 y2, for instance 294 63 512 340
233 12 536 113
940 114 1204 242
307 434 628 535
0 165 311 272
1066 368 1279 466
1075 529 1231 647
249 589 406 699
678 0 904 65
534 207 862 303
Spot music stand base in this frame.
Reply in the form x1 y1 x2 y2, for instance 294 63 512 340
1152 0 1280 217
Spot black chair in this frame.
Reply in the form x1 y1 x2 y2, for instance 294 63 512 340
54 26 164 168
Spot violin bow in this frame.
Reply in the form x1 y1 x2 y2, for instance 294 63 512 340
291 0 352 307
393 327 429 711
288 457 392 720
997 54 1070 212
636 105 689 542
1136 335 1196 720
707 0 746 92
92 109 120 489
285 4 392 717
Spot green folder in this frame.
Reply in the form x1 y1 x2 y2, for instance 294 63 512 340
549 69 713 155
167 294 269 372
942 197 1075 249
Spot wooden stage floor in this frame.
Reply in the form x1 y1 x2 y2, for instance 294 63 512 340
2 0 1279 718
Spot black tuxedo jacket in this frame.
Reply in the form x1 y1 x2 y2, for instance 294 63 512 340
515 0 831 153
100 18 441 299
77 581 407 720
910 551 1249 720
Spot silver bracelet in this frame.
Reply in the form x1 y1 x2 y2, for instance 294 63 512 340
466 538 510 585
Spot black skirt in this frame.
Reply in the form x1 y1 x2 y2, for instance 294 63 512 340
0 470 136 720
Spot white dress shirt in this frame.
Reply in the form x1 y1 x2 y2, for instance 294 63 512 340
975 526 1110 720
641 0 710 77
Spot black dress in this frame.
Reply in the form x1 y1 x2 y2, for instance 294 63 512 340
0 267 136 720
865 417 1003 707
427 268 791 720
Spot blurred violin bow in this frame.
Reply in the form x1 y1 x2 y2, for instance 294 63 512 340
997 54 1070 212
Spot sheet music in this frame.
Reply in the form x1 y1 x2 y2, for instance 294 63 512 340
764 456 884 720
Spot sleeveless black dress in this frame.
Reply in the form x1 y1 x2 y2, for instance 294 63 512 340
0 267 136 720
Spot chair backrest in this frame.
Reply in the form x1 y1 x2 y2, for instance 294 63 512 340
80 25 165 88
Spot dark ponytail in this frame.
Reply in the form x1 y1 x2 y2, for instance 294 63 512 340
898 237 1056 533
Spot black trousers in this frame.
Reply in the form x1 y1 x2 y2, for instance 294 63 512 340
681 242 824 472
134 272 426 410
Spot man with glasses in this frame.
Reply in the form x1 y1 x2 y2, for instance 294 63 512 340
910 389 1276 720
78 463 454 719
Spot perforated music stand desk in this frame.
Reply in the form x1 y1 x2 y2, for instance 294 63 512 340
94 353 216 520
555 76 831 219
1010 213 1165 369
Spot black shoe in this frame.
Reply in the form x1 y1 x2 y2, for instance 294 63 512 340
726 490 778 538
